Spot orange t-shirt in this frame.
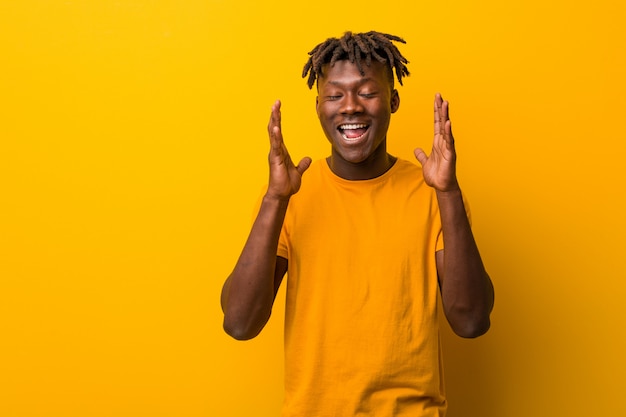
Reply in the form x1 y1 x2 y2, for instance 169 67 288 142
278 159 448 417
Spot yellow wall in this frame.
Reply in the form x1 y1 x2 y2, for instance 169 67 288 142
1 1 624 416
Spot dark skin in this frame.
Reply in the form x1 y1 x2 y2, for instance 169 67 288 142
315 60 399 180
221 60 494 340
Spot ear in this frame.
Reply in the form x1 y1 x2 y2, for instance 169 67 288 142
315 95 320 117
390 89 400 113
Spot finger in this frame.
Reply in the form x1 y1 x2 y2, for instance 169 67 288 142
444 120 455 149
268 99 282 135
269 111 283 146
414 148 428 166
270 125 283 151
296 157 313 175
268 101 284 152
434 93 443 136
442 99 454 147
435 92 443 106
441 99 449 123
273 99 282 126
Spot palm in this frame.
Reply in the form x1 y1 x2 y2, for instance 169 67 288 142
415 94 459 192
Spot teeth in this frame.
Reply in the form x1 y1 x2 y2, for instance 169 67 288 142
339 124 367 130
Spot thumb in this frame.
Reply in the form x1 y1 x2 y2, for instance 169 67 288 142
296 157 312 175
414 148 428 166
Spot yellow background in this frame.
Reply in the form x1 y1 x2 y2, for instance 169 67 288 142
1 1 624 416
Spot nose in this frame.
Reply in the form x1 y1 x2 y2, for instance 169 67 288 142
340 93 364 115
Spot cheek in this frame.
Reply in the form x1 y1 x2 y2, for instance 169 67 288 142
316 110 333 131
317 106 335 124
370 106 391 124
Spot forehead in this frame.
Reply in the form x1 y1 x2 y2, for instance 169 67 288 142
318 60 391 88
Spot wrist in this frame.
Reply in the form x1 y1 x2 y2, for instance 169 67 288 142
435 186 462 201
435 181 461 195
262 192 291 207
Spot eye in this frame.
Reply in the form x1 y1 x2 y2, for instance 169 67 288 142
326 94 342 101
359 91 377 98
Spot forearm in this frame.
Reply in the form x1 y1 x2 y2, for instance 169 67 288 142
221 194 289 340
437 188 494 338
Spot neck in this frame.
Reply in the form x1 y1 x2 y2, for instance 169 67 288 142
327 148 397 180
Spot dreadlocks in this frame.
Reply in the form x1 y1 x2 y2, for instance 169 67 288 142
302 31 410 90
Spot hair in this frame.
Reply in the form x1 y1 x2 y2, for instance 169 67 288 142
302 31 410 90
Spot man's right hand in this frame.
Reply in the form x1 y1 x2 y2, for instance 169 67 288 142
266 100 312 200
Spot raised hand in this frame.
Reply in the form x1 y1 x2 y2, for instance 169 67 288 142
414 94 459 192
266 100 312 200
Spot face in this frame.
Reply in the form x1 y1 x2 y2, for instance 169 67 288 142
316 60 400 178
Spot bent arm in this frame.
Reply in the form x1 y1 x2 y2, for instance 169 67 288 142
221 195 289 340
221 100 309 340
436 189 494 338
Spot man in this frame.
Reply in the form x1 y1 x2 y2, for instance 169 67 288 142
221 31 494 417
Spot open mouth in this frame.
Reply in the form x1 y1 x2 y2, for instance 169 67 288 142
338 123 369 141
